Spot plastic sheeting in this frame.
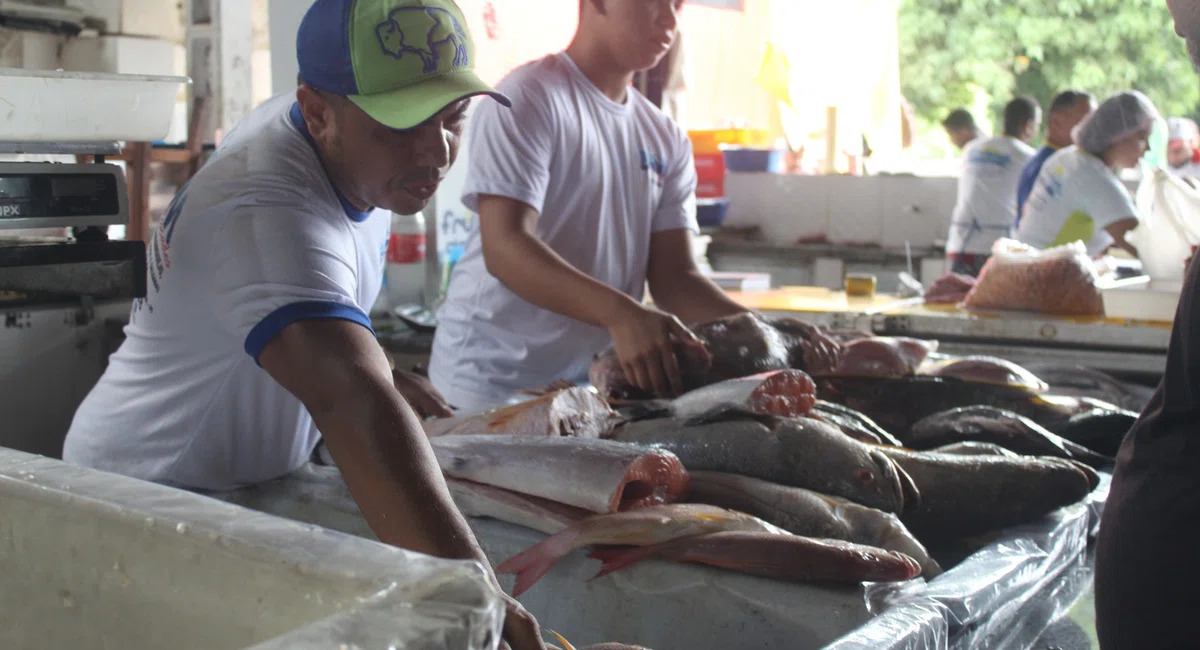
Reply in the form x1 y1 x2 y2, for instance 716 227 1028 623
823 474 1109 650
210 464 879 649
0 447 504 650
209 463 1108 650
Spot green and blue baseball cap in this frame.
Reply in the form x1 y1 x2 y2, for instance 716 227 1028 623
297 0 510 130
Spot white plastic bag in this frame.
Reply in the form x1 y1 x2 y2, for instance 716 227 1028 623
964 239 1104 315
1130 167 1200 281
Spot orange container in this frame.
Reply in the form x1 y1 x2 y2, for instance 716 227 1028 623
694 152 726 198
688 128 771 155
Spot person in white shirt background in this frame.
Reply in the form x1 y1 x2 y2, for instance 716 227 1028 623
1166 115 1200 177
942 107 984 152
943 96 1041 276
60 1 547 647
430 0 841 412
1017 90 1158 258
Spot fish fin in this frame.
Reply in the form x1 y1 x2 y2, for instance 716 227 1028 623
548 631 577 650
586 546 657 580
495 538 564 597
684 404 780 427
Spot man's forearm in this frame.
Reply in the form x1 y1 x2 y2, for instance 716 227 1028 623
651 269 749 326
315 380 488 568
485 229 634 328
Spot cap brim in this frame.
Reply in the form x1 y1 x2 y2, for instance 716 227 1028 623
347 69 511 131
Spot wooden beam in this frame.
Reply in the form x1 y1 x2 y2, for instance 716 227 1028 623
125 142 153 243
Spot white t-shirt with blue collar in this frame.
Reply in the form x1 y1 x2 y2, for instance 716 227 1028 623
428 52 699 411
62 92 390 491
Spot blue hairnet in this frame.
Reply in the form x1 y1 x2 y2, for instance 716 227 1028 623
1072 90 1160 157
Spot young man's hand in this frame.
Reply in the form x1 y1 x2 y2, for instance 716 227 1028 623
605 300 705 398
500 593 547 650
392 368 454 419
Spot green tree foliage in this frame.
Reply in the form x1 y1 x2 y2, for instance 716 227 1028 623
899 0 1200 129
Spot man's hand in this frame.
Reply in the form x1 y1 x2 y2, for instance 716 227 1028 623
392 368 454 419
500 593 546 650
605 300 705 398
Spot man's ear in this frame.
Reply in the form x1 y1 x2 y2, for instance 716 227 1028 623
296 85 334 139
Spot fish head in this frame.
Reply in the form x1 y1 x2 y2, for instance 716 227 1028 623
862 449 921 515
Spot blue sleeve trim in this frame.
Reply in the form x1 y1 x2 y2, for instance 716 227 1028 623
244 300 374 364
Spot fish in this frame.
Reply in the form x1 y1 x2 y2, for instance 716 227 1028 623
907 406 1114 468
818 328 875 345
430 435 690 514
667 369 817 419
687 471 940 577
610 409 919 514
874 447 1097 541
1022 362 1155 413
495 504 786 596
590 312 839 400
929 441 1023 459
586 531 923 584
809 400 904 446
814 375 1111 439
424 387 615 438
923 273 976 304
445 478 589 536
826 337 938 378
1053 406 1140 457
919 356 1049 393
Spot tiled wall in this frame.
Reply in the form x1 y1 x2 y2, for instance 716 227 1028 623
723 173 959 249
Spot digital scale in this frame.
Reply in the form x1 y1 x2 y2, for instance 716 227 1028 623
0 142 146 304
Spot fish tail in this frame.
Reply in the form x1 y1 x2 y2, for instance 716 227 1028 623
586 546 657 580
495 535 573 597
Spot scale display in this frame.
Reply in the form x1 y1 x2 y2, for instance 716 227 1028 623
0 162 128 230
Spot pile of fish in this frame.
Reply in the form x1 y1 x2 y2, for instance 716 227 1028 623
421 313 1142 596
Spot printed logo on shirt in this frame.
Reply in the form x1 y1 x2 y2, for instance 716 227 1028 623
376 7 469 75
639 149 667 187
968 148 1013 168
379 239 388 264
135 183 190 320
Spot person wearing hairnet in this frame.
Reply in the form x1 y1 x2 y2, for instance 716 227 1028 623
1095 5 1200 649
1015 90 1159 258
1166 115 1200 176
943 96 1041 277
1014 90 1097 226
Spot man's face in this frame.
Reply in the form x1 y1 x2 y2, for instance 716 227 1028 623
306 92 469 215
590 0 684 72
1168 0 1200 66
945 126 975 150
1022 110 1044 143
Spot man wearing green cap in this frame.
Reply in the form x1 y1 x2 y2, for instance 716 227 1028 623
62 1 546 648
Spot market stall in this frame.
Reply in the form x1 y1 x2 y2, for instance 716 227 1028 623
725 286 1170 379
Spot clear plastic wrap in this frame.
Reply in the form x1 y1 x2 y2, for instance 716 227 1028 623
822 473 1109 650
964 239 1105 316
0 448 503 650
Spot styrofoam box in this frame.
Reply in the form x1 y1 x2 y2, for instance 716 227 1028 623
1101 276 1184 323
0 68 189 142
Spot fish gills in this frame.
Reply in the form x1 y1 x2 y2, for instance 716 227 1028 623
496 504 784 596
424 387 615 438
431 435 690 514
587 531 922 584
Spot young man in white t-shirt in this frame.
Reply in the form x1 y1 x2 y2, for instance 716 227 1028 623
61 2 545 648
429 0 773 411
944 96 1041 276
